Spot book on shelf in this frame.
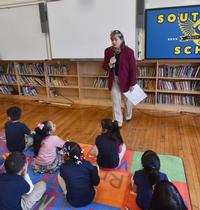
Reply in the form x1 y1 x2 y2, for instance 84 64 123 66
18 63 44 75
158 65 200 78
137 66 156 77
158 80 200 91
98 71 109 77
21 86 37 96
0 63 15 74
141 93 155 104
47 64 73 75
0 75 17 85
92 78 108 88
157 94 200 106
138 79 156 90
0 85 18 95
49 77 71 86
19 76 46 86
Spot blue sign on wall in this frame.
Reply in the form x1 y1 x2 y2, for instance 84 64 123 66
145 5 200 59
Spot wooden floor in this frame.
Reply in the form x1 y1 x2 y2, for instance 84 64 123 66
0 99 200 210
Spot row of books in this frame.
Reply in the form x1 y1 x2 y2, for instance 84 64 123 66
0 75 17 85
0 63 15 74
21 87 38 96
47 64 73 75
138 79 156 90
157 94 200 106
0 85 17 95
19 76 46 86
137 65 200 78
97 71 109 77
158 81 200 91
158 66 200 78
142 94 155 104
92 78 108 88
18 63 44 75
137 66 156 77
49 77 71 86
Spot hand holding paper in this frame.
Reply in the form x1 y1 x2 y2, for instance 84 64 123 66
123 84 147 105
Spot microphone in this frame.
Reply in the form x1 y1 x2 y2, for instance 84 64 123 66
113 55 116 69
112 48 116 69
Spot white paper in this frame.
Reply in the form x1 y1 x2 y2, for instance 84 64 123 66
123 84 147 105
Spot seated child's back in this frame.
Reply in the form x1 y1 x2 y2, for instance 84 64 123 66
32 121 65 174
5 107 32 152
151 180 188 210
0 152 46 210
95 119 126 168
59 142 100 207
132 150 168 210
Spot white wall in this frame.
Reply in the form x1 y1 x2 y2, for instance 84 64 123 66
0 4 48 60
145 0 199 9
0 0 43 6
47 0 136 59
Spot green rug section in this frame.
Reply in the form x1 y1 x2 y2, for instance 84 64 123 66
130 151 186 183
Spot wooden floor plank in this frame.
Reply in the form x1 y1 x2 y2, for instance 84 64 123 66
0 98 199 209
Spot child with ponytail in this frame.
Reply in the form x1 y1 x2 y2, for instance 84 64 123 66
93 119 126 168
58 142 100 207
32 121 65 174
132 150 168 210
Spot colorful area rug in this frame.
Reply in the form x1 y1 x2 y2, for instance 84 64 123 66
0 131 191 210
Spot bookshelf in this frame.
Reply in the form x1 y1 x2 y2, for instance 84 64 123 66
137 60 200 112
45 61 79 101
0 60 199 113
16 62 47 97
0 62 18 95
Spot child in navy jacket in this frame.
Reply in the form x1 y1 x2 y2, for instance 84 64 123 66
0 152 46 210
58 142 100 207
93 119 126 168
5 106 34 152
132 150 168 210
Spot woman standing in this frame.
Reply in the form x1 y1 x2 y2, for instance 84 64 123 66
103 30 137 127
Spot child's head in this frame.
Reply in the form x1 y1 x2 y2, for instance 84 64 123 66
141 150 161 186
33 121 56 156
5 152 26 174
63 142 84 165
151 181 188 210
101 119 114 132
6 106 21 121
101 119 123 143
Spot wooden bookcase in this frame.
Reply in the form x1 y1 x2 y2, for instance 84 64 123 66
0 59 199 113
137 60 200 113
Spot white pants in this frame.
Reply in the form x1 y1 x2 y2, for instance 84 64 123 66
24 134 34 151
119 143 126 163
21 181 46 210
58 174 67 195
111 76 133 127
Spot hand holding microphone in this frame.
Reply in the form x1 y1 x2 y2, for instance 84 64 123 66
109 56 116 69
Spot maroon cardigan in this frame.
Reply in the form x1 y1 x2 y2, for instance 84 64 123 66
102 46 137 92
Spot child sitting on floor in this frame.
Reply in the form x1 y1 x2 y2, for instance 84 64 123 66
5 106 34 152
132 150 168 210
32 120 65 174
151 180 188 210
58 142 100 207
92 119 126 168
0 152 46 210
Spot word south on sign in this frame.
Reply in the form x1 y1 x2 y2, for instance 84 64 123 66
146 6 200 59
